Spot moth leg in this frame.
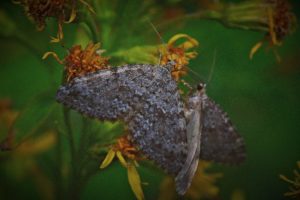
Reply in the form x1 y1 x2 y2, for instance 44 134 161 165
180 79 193 91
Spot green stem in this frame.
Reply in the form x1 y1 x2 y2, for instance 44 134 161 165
63 107 79 200
63 108 75 166
157 10 223 30
77 117 89 171
55 129 64 199
84 16 99 42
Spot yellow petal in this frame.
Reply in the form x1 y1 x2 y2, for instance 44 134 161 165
79 0 96 14
116 151 128 168
42 52 64 64
133 160 139 167
178 39 199 50
99 149 116 169
279 174 295 185
168 34 199 49
272 49 281 63
185 52 198 59
267 8 279 45
65 8 77 24
168 34 187 45
50 36 60 43
284 190 300 197
249 41 263 59
50 23 63 43
127 162 144 200
12 0 21 4
57 23 64 41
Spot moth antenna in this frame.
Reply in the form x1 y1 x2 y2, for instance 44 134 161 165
207 49 217 86
186 67 205 81
181 50 217 89
148 20 167 64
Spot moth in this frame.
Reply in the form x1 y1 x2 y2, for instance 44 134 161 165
56 62 245 195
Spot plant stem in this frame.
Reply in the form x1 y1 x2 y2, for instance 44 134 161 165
157 10 223 30
63 108 76 166
63 107 81 200
55 129 64 199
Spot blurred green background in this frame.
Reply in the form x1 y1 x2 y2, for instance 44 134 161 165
0 0 299 200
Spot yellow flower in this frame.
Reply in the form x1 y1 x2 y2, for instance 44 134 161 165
160 34 199 81
110 34 199 81
64 42 110 82
279 161 300 199
158 161 222 200
43 42 110 82
100 135 145 200
249 0 297 61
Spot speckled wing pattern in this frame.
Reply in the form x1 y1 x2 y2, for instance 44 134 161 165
200 93 246 164
56 63 187 176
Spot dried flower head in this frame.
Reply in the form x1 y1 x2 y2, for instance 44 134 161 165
268 0 296 42
107 34 198 81
43 42 110 82
250 0 297 60
64 42 110 82
19 0 68 29
219 0 296 60
160 34 199 81
15 0 94 42
112 134 142 161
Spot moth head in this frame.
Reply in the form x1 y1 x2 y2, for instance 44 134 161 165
197 82 206 94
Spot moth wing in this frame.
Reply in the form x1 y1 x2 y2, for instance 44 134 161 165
175 108 202 195
200 97 246 164
57 64 189 177
127 66 187 177
56 65 151 121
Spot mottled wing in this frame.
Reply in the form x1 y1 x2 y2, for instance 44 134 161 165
56 66 133 121
175 107 202 195
126 65 187 176
200 96 246 164
56 64 188 175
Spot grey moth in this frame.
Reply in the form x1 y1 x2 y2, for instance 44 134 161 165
56 63 246 195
